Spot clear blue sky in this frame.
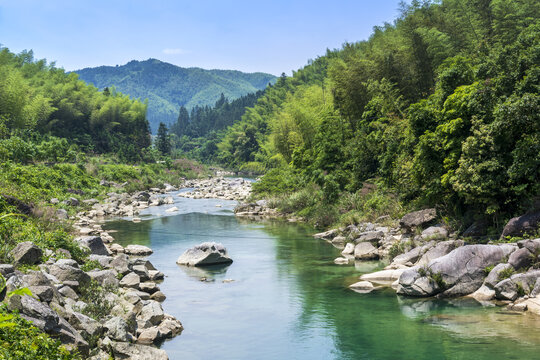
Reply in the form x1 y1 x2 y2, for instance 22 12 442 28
0 0 405 75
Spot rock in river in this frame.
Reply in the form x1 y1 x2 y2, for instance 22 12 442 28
176 242 233 267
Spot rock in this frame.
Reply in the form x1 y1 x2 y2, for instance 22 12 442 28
119 272 141 289
399 208 437 231
353 242 379 260
0 264 14 277
149 270 164 281
137 326 164 345
87 269 119 287
56 317 90 354
139 301 164 326
531 278 540 297
508 247 533 270
341 243 355 256
48 264 90 287
397 244 508 297
139 282 159 294
484 263 514 288
50 198 60 204
10 241 43 265
109 243 125 253
331 235 347 246
468 284 496 301
150 291 166 302
164 183 177 192
518 238 540 253
392 245 427 265
132 265 150 281
58 285 79 300
103 316 133 342
494 270 540 301
501 211 540 238
176 242 233 266
55 259 79 268
88 254 113 268
349 281 375 293
64 197 80 206
125 244 153 256
110 253 130 274
28 285 54 303
360 269 406 283
313 228 339 240
75 236 111 256
355 231 384 244
158 317 183 338
524 295 540 315
165 206 178 212
56 209 69 220
415 240 464 266
334 257 350 265
421 226 448 240
7 294 59 332
107 341 169 360
68 310 102 338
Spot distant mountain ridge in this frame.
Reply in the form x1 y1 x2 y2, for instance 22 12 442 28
74 59 276 132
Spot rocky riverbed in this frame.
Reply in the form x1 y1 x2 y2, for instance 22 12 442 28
316 208 540 316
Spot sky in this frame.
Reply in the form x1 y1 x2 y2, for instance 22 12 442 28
0 0 405 76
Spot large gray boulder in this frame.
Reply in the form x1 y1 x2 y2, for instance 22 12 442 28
103 316 133 342
397 244 510 297
10 242 43 265
508 247 533 270
176 242 233 266
75 236 111 256
119 272 140 289
392 241 435 265
421 226 448 240
138 300 164 326
354 231 384 244
48 263 91 287
399 208 436 231
353 242 379 260
107 341 168 360
7 294 59 332
494 270 540 301
501 211 540 238
484 263 514 288
87 269 119 287
125 244 153 256
415 240 464 266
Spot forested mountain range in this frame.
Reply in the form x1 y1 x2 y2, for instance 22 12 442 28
74 59 276 132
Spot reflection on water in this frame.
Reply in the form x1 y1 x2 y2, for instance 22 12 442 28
104 197 540 360
178 263 231 282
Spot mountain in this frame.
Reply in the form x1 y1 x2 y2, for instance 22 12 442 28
74 59 277 132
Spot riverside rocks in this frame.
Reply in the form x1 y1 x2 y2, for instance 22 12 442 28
179 177 251 201
10 241 43 265
176 242 233 266
399 208 437 231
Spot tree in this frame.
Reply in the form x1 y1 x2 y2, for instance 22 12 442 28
156 122 171 155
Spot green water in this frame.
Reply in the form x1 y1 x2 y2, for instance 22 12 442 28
105 196 540 360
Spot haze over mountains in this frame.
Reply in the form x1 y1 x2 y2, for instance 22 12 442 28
75 59 277 132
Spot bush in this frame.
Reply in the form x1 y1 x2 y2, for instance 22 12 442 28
76 280 117 321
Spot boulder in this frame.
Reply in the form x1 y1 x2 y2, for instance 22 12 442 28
415 240 464 266
360 269 406 283
7 294 59 332
334 257 350 265
28 285 55 303
150 291 166 302
139 301 164 326
10 242 43 265
353 242 379 260
484 263 514 288
165 206 178 213
468 284 496 301
0 264 14 277
137 326 164 345
132 265 150 281
103 316 133 342
421 226 448 240
87 269 119 287
176 242 233 266
508 247 533 270
399 208 436 231
55 259 79 268
107 341 169 360
501 211 540 238
75 236 111 256
88 254 113 268
110 253 130 274
397 244 508 297
313 228 339 240
349 281 375 293
56 209 69 220
331 235 347 246
48 264 90 287
494 270 540 301
518 238 540 253
354 231 384 244
119 272 141 289
125 244 153 256
58 285 79 300
341 243 355 256
158 318 183 338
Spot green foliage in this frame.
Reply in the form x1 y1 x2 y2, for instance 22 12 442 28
156 122 171 155
75 59 276 132
80 260 104 272
498 267 516 281
0 305 80 359
76 280 116 321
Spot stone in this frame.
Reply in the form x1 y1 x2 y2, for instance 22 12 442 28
56 209 69 220
334 257 350 265
68 310 102 338
64 197 80 206
0 264 14 277
125 244 153 256
48 264 90 286
59 285 79 300
360 269 406 283
139 282 159 294
341 243 355 256
150 291 166 302
149 270 164 281
158 315 183 337
110 253 130 274
517 238 540 253
176 242 233 266
313 228 339 240
109 243 125 253
87 269 119 287
484 263 514 289
508 247 533 270
349 281 375 293
355 231 384 244
353 242 379 260
103 316 133 342
56 317 90 354
421 226 448 240
165 206 178 212
50 198 60 204
28 285 54 303
10 241 43 265
399 208 437 231
415 240 464 266
531 278 540 297
139 301 164 326
132 264 150 281
331 235 347 246
7 294 59 332
55 259 79 268
108 341 169 360
501 211 540 238
468 284 496 301
119 272 141 289
137 326 164 345
494 270 540 301
75 236 111 256
397 244 508 297
88 254 113 268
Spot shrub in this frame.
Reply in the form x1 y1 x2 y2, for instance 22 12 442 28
498 267 515 281
76 280 117 321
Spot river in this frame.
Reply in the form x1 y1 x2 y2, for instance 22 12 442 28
104 192 540 360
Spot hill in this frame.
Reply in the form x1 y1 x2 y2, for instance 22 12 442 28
74 59 276 132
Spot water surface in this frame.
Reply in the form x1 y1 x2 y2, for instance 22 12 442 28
105 195 540 360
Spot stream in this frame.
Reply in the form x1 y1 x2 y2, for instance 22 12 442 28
104 192 540 360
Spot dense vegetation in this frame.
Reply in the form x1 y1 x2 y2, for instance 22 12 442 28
75 59 276 132
169 90 265 163
213 0 539 232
